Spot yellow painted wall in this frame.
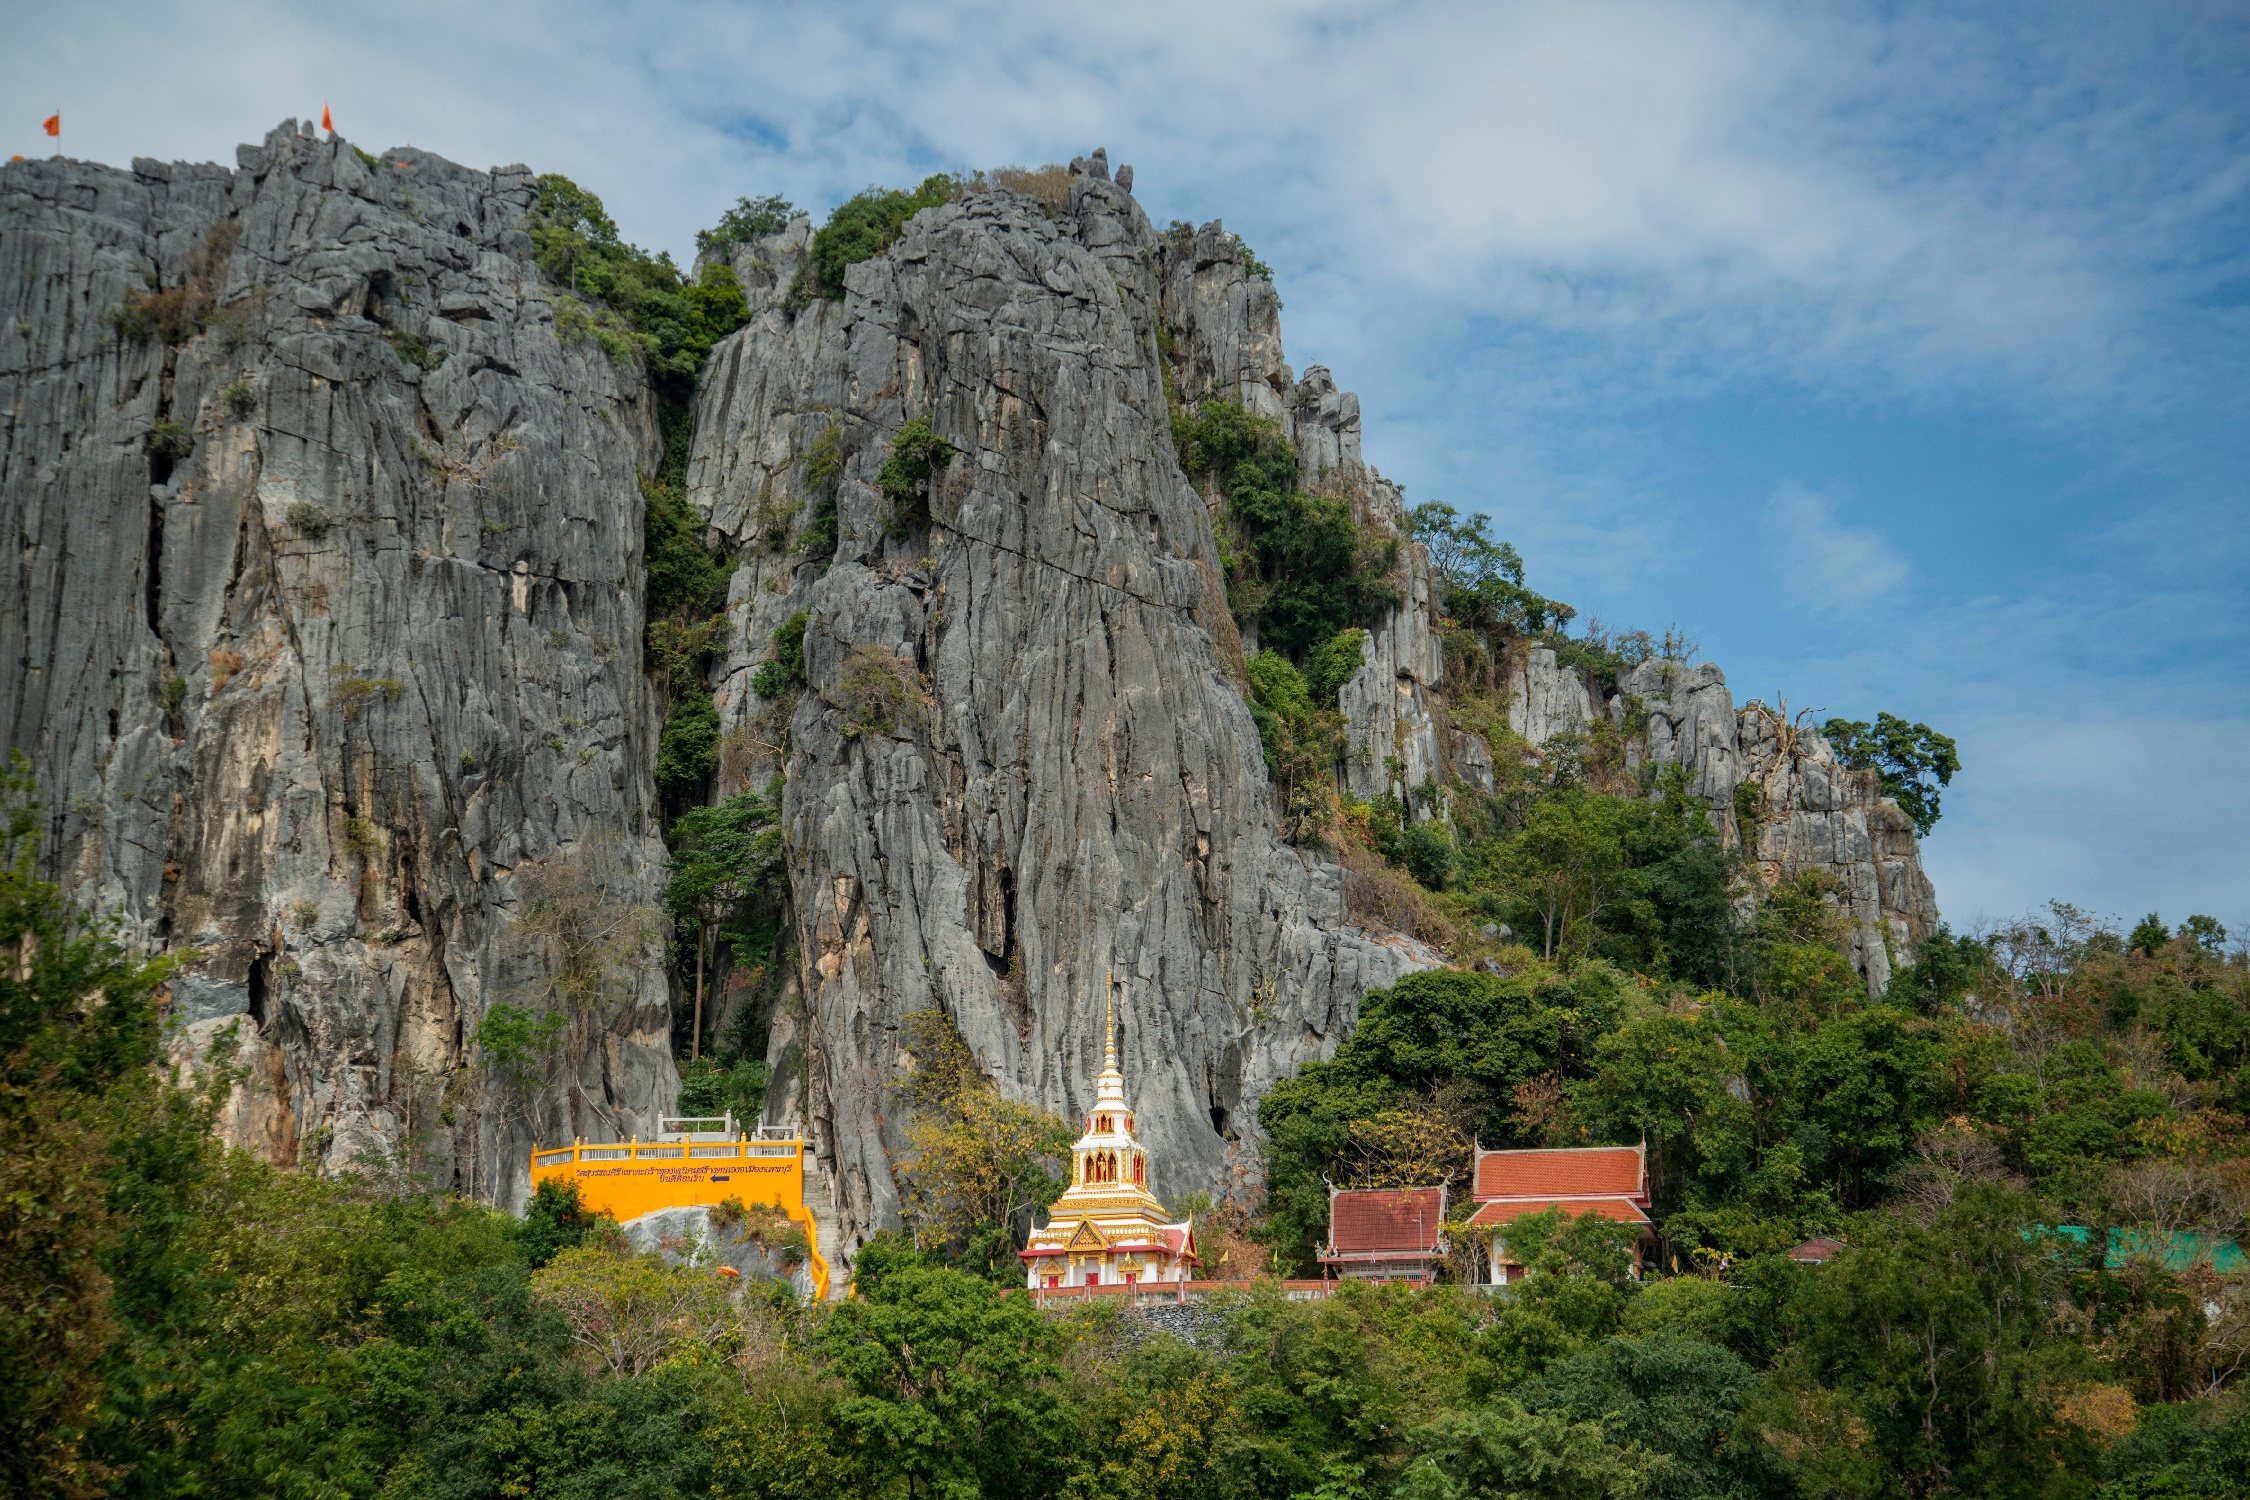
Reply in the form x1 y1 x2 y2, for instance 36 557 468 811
529 1139 828 1301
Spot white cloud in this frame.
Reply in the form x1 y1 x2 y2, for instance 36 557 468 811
8 0 2245 933
2 0 2205 409
1760 481 1909 612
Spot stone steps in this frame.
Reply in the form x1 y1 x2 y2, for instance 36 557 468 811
801 1165 850 1300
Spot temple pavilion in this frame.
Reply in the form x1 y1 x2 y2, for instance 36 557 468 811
1020 989 1198 1290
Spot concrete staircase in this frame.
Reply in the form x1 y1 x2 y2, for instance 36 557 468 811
801 1164 851 1300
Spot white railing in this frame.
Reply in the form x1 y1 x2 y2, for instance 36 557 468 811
531 1138 804 1166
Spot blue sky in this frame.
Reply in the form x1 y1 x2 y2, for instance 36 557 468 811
13 0 2247 934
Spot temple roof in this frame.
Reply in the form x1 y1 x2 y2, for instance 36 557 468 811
1327 1186 1447 1254
1473 1144 1647 1202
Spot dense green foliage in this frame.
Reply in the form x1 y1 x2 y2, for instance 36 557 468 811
752 611 809 700
695 194 796 257
527 175 750 390
664 790 788 974
1245 638 1359 839
1244 897 2250 1497
1823 712 1962 836
676 1056 770 1125
798 176 959 303
1408 501 1567 636
876 414 956 538
646 475 733 623
1175 399 1400 658
656 685 721 799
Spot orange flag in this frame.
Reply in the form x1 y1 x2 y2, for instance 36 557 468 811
321 104 333 133
44 114 59 136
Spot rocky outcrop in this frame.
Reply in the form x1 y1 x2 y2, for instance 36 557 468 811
1 123 674 1204
686 158 1435 1255
620 1205 818 1298
1501 649 1940 994
1152 231 1448 817
1508 646 1599 749
1335 544 1447 808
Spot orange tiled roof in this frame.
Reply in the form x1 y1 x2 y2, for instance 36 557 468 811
1466 1196 1650 1228
1328 1187 1446 1254
1474 1145 1645 1202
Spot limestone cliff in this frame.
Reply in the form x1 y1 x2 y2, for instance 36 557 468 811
3 126 1936 1252
687 155 1432 1251
1 123 673 1202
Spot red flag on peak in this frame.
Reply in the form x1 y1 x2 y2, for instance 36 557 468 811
321 104 333 133
43 114 60 137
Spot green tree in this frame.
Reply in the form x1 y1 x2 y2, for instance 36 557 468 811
1759 1189 2101 1499
655 684 721 800
877 413 957 537
1570 1009 1754 1215
1393 1398 1653 1500
2179 914 2227 953
817 1265 1077 1500
697 193 797 256
752 610 810 700
2130 913 2171 956
1793 1008 1947 1208
892 1011 1072 1277
506 1179 613 1270
1174 400 1399 656
1523 1334 1778 1500
0 754 180 1499
1246 647 1347 839
805 177 960 300
663 789 786 1060
1821 713 1961 837
1408 501 1563 636
528 175 750 387
1489 792 1642 958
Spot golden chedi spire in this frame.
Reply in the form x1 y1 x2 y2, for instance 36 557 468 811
1019 968 1199 1289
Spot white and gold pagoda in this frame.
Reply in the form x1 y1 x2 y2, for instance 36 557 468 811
1020 985 1198 1289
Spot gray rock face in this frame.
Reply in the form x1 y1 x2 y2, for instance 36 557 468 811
7 121 1938 1258
1336 544 1447 809
1508 646 1599 750
1151 231 1448 820
620 1205 816 1298
1 123 674 1204
685 168 1435 1256
1502 649 1941 995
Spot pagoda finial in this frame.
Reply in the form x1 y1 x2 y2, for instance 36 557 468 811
1103 968 1117 1070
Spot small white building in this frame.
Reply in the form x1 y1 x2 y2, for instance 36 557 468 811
1020 993 1198 1289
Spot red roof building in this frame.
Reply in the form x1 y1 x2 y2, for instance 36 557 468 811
1319 1185 1448 1283
1789 1237 1846 1264
1470 1143 1653 1283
